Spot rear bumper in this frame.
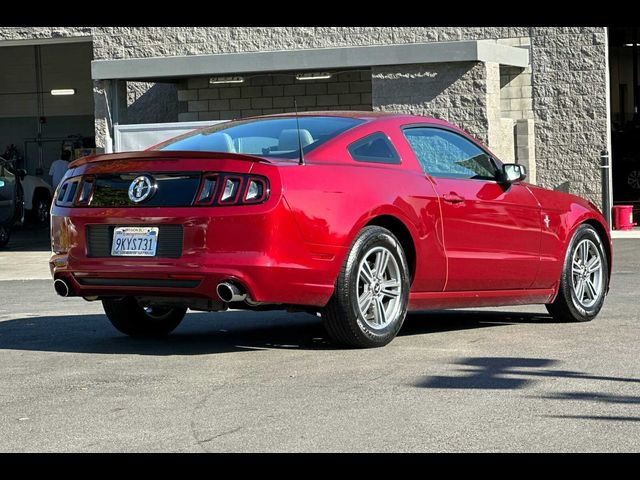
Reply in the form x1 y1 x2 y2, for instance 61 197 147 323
50 198 345 307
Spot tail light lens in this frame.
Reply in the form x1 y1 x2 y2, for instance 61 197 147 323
194 175 218 205
55 172 270 207
55 176 95 206
55 178 80 206
76 176 95 205
219 177 241 204
244 178 267 203
194 173 269 206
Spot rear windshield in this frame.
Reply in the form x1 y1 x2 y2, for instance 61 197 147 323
154 116 364 159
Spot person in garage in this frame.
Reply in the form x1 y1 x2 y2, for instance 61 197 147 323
49 150 71 189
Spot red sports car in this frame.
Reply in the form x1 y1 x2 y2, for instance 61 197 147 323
50 112 612 348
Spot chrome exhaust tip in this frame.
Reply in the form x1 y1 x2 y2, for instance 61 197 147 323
216 281 247 303
54 278 71 297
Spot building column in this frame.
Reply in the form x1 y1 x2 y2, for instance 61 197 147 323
93 79 126 153
371 61 529 174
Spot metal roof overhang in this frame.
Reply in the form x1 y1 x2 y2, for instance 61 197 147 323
91 40 529 81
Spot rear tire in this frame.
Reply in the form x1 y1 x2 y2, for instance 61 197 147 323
322 226 410 348
29 192 50 226
546 224 608 322
0 225 10 248
102 297 186 337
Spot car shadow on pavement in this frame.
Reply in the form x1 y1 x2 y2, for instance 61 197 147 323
3 224 51 252
414 356 640 390
0 308 553 356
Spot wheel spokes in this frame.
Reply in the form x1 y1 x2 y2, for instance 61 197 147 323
360 261 375 285
373 297 387 325
356 246 403 330
373 249 390 279
581 241 589 264
380 279 400 298
586 255 601 274
584 278 598 301
577 279 586 302
571 239 603 308
359 290 374 314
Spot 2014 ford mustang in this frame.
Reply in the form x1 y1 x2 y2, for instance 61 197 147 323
50 112 612 348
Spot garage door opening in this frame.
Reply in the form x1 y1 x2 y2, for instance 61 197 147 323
0 41 95 184
609 27 640 221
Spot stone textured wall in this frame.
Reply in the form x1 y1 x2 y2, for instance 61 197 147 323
177 70 372 122
2 27 609 207
126 82 179 124
89 27 530 60
0 27 91 41
372 62 490 144
530 27 609 205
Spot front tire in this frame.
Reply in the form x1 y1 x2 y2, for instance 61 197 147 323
102 297 186 337
323 226 410 348
546 224 609 322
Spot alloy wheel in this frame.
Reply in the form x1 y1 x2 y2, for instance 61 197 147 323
571 238 603 309
356 246 403 330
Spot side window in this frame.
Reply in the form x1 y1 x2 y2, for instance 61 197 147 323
403 128 498 180
348 133 400 164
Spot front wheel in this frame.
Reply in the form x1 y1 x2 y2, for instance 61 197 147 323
322 226 410 348
102 297 186 337
546 224 609 322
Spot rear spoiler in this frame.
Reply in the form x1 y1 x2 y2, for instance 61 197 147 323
69 150 273 168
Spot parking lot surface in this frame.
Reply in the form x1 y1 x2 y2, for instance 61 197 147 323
0 239 638 452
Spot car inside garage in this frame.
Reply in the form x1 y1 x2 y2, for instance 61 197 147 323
0 38 94 233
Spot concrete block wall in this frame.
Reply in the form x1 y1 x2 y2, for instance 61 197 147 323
176 70 372 121
0 27 91 42
372 62 491 144
1 27 609 207
498 37 534 121
530 27 609 204
485 62 517 163
126 81 179 124
516 119 537 183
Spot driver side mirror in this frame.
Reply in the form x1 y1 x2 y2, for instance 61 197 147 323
501 164 527 183
17 169 27 181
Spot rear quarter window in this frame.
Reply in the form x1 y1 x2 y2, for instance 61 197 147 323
348 132 400 164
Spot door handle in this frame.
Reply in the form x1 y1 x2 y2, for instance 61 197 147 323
442 192 465 204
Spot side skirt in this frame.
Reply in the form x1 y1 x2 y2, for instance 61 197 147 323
409 288 556 311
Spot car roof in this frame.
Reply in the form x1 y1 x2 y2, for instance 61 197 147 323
250 110 457 128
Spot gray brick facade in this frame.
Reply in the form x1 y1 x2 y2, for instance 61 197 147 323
0 27 609 207
178 70 372 121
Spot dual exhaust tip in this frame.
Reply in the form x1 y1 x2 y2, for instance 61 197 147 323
55 277 247 303
54 278 72 297
216 281 247 303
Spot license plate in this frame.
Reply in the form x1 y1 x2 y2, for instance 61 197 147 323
111 227 159 256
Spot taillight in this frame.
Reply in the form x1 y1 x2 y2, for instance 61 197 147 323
76 176 95 205
218 177 242 204
194 173 269 206
55 177 80 206
194 174 218 205
243 178 267 203
55 176 95 207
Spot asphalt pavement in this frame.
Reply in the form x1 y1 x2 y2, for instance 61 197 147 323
0 238 638 452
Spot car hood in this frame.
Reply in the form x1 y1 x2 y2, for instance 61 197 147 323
526 183 602 214
21 174 53 193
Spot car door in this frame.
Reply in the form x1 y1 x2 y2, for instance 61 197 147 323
402 126 541 291
0 159 17 225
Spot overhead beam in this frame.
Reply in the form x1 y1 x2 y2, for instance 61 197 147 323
91 40 530 81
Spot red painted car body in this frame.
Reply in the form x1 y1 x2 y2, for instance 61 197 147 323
50 112 612 313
